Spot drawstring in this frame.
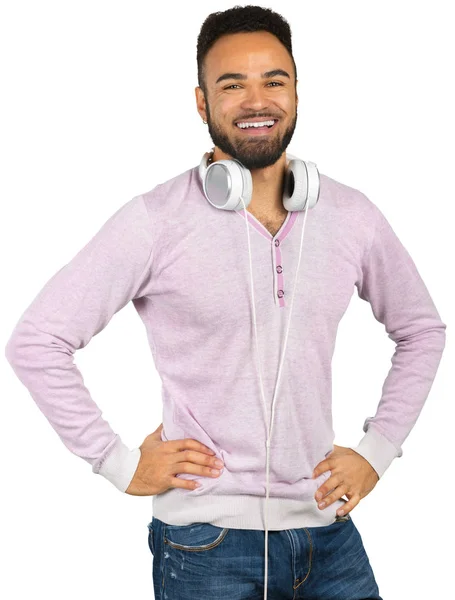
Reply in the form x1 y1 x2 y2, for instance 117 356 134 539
239 194 310 600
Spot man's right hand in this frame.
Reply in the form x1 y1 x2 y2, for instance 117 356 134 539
125 423 224 496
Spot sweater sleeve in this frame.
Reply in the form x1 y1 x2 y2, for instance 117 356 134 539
4 194 155 493
351 201 446 479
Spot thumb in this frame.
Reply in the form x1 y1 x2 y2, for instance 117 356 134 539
146 422 164 442
327 444 340 456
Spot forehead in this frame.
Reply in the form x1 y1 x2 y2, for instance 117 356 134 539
205 31 293 79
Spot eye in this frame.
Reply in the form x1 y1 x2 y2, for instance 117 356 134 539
223 81 284 90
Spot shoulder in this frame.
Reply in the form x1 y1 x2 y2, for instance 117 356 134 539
140 167 196 213
319 172 377 216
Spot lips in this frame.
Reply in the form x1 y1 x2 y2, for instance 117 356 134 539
235 119 278 135
235 118 278 126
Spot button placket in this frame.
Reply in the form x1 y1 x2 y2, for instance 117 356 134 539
273 238 286 307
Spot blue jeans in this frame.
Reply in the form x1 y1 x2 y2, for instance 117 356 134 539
147 514 383 599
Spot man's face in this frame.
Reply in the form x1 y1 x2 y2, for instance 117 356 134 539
196 31 298 171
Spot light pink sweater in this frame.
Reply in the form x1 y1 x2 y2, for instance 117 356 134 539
4 162 446 529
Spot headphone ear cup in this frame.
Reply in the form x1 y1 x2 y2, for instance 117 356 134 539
282 159 308 211
282 159 320 211
303 161 320 210
201 156 254 211
233 159 253 210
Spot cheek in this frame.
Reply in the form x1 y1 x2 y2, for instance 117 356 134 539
210 100 236 125
220 100 240 120
279 95 297 113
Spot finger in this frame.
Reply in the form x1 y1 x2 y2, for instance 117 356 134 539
190 439 216 455
169 438 215 456
317 484 348 509
312 460 330 478
173 447 223 469
172 459 223 481
314 474 340 501
336 494 360 516
169 476 201 491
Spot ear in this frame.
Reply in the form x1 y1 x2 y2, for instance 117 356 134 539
195 86 207 122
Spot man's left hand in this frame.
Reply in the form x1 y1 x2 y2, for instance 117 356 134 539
312 444 380 516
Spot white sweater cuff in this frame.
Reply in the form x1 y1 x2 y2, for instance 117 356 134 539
92 436 141 492
350 426 402 479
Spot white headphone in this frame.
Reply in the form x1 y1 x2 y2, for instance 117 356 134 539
198 148 320 600
198 148 320 212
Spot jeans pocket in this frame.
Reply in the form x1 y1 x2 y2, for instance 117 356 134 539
164 522 229 552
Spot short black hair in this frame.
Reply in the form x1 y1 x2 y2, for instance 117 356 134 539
196 4 297 98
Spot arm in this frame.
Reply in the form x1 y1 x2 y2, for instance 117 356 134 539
4 194 155 492
350 200 446 479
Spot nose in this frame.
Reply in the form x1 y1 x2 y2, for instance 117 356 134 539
240 85 271 112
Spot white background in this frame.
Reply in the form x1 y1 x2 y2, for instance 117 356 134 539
1 1 453 598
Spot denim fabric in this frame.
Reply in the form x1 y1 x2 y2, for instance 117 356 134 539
146 514 382 599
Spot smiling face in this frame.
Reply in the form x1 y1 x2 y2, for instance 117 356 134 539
196 31 299 170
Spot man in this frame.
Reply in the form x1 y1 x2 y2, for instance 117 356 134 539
5 5 446 600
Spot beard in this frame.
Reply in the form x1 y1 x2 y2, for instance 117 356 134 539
205 103 298 171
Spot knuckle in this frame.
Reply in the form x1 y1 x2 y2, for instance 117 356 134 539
178 461 188 472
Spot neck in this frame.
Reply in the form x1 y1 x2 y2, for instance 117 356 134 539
209 149 288 215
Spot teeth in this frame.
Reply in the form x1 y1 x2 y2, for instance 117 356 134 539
237 120 275 129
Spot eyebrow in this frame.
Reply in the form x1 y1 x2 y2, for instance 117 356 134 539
215 68 291 85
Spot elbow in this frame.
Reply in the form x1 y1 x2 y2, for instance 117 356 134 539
417 320 447 358
5 330 21 366
433 318 447 348
4 319 67 371
439 321 447 352
391 320 447 364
